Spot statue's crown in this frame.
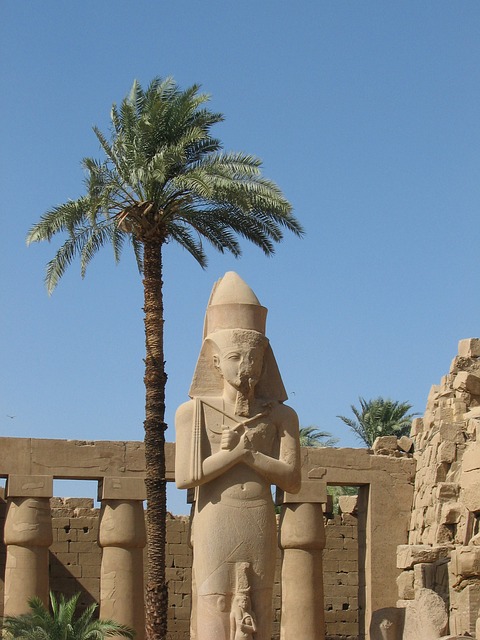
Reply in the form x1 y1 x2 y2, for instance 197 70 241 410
203 271 267 338
190 272 287 401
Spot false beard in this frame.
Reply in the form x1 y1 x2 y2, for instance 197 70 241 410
234 377 257 417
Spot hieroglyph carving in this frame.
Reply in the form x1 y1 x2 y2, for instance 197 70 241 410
175 272 301 640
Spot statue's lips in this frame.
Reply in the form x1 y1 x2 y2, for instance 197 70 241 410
235 378 254 392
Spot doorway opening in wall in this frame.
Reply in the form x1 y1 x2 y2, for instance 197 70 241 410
324 485 361 640
0 477 5 512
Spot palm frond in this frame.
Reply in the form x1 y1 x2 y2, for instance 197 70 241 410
92 128 115 165
27 198 91 244
299 426 339 447
44 222 115 293
130 235 144 272
80 223 122 276
29 75 301 293
338 397 417 447
3 593 134 640
166 221 208 267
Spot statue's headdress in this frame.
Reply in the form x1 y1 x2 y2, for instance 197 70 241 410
189 272 287 401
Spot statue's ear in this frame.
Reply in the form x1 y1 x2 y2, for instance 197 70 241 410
213 354 220 369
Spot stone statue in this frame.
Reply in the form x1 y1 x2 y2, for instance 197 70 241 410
175 272 301 640
230 592 256 640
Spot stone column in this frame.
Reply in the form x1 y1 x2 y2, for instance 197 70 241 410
3 475 53 616
279 480 327 640
99 477 147 640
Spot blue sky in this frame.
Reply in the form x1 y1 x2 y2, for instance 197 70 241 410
1 2 480 514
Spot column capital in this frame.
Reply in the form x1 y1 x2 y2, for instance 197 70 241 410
99 500 146 548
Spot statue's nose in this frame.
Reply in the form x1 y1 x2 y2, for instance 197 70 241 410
239 359 250 375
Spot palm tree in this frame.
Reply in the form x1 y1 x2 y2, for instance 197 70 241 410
337 396 416 447
2 592 134 640
299 426 339 447
26 77 303 640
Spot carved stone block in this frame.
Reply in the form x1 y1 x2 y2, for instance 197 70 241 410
403 588 448 640
372 436 398 454
458 338 480 358
396 545 450 570
450 547 480 580
453 371 480 396
397 571 414 600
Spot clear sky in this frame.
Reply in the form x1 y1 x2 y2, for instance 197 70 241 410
1 2 480 515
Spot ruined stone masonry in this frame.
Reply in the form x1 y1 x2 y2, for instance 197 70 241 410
0 493 357 640
393 338 480 638
0 436 414 640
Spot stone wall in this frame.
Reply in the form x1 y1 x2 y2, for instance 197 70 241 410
394 338 480 638
0 437 416 639
49 497 101 611
164 513 192 640
0 495 359 640
324 499 359 640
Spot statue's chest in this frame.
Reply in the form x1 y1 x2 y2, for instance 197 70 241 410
243 419 278 452
204 407 278 453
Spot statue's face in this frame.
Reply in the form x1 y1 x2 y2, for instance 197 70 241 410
235 594 249 610
213 343 265 395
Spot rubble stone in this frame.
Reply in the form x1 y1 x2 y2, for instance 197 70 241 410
464 407 480 420
403 588 448 639
413 562 435 592
400 338 480 637
396 570 414 600
398 436 414 453
435 483 460 501
458 338 480 359
462 482 480 512
438 441 456 464
453 371 480 396
460 441 480 473
450 547 480 581
450 583 480 636
439 423 465 445
440 503 463 525
397 545 450 570
337 495 358 515
372 436 398 454
410 418 423 437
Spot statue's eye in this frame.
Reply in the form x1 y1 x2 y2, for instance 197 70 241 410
226 352 241 360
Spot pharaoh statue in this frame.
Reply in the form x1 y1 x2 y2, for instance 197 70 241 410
175 271 301 640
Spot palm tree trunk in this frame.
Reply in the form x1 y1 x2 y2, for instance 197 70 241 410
142 240 168 640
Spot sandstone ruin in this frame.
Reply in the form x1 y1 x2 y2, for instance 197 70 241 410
1 273 480 638
390 337 480 639
0 438 412 640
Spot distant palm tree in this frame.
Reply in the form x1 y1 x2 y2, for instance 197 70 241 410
337 397 416 447
299 426 339 447
2 592 134 640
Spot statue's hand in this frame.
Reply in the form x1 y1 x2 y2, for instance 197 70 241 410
221 426 240 450
221 427 253 460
